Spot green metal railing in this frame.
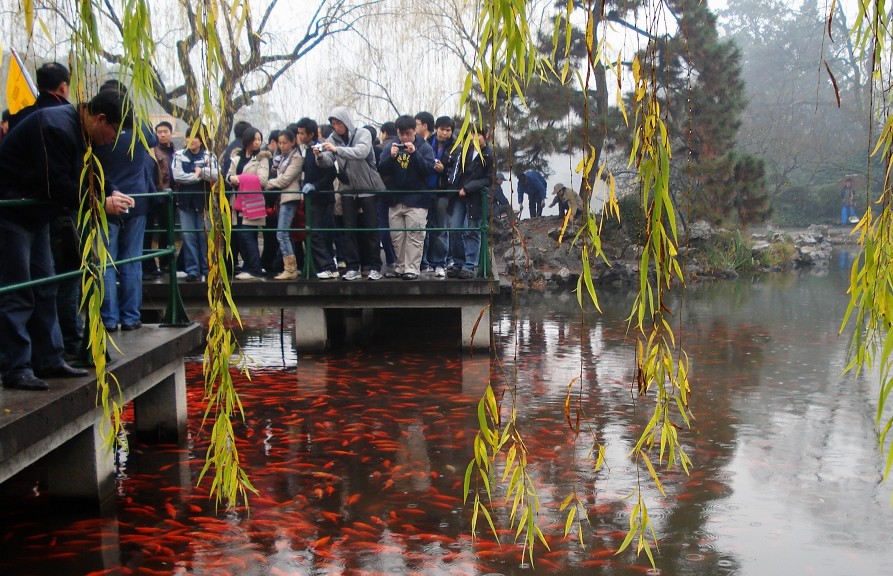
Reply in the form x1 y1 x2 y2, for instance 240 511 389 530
1 185 491 315
0 189 189 328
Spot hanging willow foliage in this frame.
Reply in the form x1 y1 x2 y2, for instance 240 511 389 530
458 0 691 565
841 0 893 498
17 0 254 506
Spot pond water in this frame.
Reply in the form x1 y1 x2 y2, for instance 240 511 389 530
2 253 893 576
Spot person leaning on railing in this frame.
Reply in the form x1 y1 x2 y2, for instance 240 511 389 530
0 89 135 391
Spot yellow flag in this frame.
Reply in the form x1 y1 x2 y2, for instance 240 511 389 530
6 49 37 114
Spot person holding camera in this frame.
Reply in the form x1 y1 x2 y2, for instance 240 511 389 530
378 115 436 280
316 107 384 281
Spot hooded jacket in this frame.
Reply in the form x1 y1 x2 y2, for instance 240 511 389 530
317 107 383 197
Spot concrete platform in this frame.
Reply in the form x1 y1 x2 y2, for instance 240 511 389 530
143 276 497 351
0 323 203 501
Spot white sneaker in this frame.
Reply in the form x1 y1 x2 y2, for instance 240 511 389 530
175 271 187 279
316 270 339 280
235 271 257 280
342 270 361 281
422 265 435 273
367 269 382 281
434 266 446 278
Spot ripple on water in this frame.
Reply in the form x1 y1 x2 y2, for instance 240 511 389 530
685 553 706 562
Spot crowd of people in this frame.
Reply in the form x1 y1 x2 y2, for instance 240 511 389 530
0 61 588 391
151 108 504 283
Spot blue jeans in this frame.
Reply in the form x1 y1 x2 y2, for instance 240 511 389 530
448 199 466 268
178 208 209 276
102 215 147 328
277 201 298 258
0 215 65 379
841 205 855 224
426 196 450 268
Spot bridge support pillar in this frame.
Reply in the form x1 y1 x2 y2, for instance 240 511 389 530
46 423 115 502
461 305 490 350
294 307 328 352
134 363 187 441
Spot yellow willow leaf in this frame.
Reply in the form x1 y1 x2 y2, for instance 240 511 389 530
640 451 666 497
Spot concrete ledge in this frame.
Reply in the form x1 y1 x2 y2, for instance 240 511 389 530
143 277 498 309
0 323 203 488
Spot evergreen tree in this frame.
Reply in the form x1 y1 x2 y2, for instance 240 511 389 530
641 0 770 226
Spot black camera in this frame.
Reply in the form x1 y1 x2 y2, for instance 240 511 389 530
395 143 408 149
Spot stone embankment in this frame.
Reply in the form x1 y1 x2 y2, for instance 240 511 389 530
492 216 849 293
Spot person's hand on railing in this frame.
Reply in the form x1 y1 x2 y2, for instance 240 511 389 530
105 190 135 215
301 183 315 195
459 187 467 198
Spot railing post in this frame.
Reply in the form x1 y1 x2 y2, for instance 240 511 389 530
479 187 490 278
161 189 190 327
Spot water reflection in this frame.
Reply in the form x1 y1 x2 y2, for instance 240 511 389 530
2 262 893 575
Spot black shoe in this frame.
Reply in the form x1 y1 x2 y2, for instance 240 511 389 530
3 374 49 391
185 273 200 282
457 269 475 279
35 362 89 379
105 324 118 333
121 322 143 331
402 272 419 280
446 267 460 278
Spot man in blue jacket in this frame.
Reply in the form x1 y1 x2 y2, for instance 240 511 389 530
378 115 435 280
93 81 158 332
517 169 547 219
0 90 134 390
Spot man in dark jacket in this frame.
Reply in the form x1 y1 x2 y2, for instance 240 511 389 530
93 82 158 332
447 125 493 279
378 115 435 280
3 62 82 357
0 90 134 391
143 120 177 277
296 117 339 279
7 62 71 132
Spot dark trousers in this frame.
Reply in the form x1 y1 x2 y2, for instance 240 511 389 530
309 199 337 272
530 195 544 218
235 214 263 277
377 199 397 267
340 194 382 272
0 215 65 379
143 202 171 272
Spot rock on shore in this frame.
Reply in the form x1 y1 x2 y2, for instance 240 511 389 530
491 216 845 292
